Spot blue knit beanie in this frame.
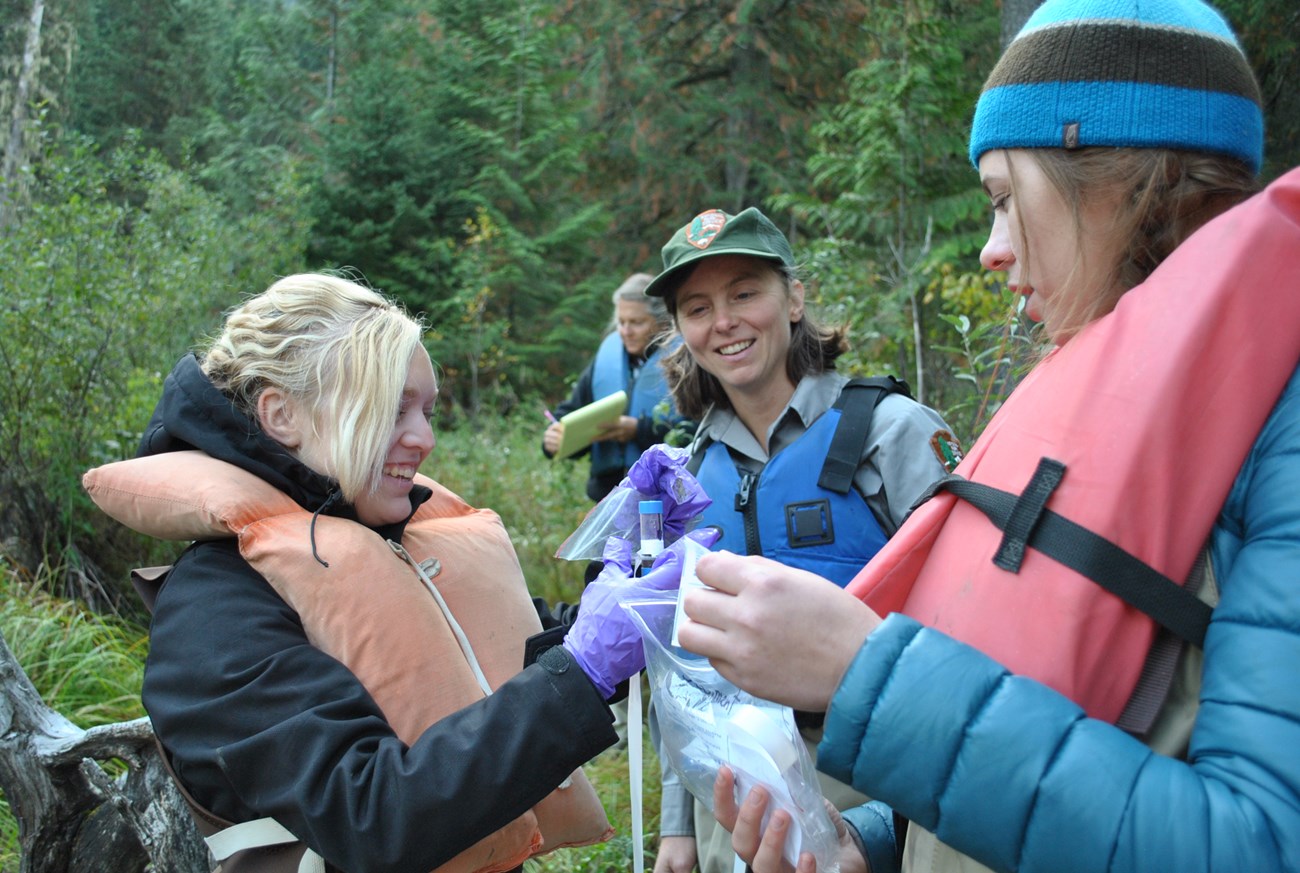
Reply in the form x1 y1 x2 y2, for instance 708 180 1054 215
969 0 1263 174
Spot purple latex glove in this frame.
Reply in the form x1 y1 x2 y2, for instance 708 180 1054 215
563 527 721 698
623 444 712 538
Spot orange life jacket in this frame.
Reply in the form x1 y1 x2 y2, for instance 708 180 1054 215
846 166 1300 727
84 450 612 872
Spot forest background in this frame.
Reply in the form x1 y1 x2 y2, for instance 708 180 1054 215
1 0 1298 870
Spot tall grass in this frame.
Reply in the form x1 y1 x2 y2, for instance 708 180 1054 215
0 566 150 871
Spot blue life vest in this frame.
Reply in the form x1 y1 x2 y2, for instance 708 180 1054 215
690 378 906 588
589 332 678 476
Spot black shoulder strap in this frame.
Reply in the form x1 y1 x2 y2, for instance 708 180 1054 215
686 433 713 477
130 565 172 615
919 457 1212 647
818 376 912 495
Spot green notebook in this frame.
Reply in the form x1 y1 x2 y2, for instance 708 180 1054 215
552 390 627 460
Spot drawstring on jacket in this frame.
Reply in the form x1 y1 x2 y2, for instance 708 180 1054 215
309 490 342 567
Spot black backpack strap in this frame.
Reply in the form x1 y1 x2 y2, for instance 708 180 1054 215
685 433 713 477
927 457 1212 648
818 376 912 495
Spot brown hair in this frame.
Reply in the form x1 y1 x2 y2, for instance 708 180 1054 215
1020 148 1258 342
661 261 848 421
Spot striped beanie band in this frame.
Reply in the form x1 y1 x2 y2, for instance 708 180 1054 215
969 0 1263 174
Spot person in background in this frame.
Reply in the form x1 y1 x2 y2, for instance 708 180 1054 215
83 273 703 873
543 272 684 503
677 2 1300 872
641 207 961 873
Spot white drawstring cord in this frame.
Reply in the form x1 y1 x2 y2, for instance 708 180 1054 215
390 541 492 696
631 672 644 873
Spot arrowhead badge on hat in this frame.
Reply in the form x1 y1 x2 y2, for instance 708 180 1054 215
686 210 728 250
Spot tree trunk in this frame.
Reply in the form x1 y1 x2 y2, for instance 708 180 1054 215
1 0 44 229
723 28 762 209
326 3 338 110
0 631 209 873
1001 0 1044 48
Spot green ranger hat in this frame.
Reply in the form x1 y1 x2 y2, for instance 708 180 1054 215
644 207 795 299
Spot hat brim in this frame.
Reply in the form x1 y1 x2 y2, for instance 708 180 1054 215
645 247 789 299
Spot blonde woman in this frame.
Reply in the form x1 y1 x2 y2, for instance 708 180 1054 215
87 273 694 872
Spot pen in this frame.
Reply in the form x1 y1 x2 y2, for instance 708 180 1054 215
543 407 559 424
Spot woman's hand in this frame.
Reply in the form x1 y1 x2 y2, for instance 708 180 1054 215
713 767 868 873
677 552 880 711
543 421 564 454
562 529 718 698
596 414 639 443
653 835 698 873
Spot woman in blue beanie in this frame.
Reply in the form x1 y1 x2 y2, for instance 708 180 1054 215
657 1 1300 872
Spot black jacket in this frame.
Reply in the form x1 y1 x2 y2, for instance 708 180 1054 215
140 355 616 873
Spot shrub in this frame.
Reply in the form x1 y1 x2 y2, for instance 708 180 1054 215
0 132 307 607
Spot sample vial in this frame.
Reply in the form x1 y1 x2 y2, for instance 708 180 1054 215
638 499 664 561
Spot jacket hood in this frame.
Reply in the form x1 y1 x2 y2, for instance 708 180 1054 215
137 354 428 533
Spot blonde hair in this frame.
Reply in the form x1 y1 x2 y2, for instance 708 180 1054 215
202 273 425 502
1019 148 1257 342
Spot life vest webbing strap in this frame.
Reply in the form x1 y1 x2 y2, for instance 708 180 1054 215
992 457 1065 573
932 465 1212 647
818 376 911 495
1115 548 1210 736
206 818 325 873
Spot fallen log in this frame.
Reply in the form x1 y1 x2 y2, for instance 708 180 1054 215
0 631 208 873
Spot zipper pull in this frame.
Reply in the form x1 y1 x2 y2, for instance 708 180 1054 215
735 471 755 512
387 540 441 579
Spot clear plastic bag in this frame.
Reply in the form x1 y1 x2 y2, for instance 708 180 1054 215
555 485 643 561
624 594 841 872
555 444 710 562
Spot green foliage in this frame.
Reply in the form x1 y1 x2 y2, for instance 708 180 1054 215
68 0 236 159
931 279 1038 439
419 0 611 403
0 797 14 872
767 0 1006 443
0 130 307 598
571 0 887 270
305 0 480 303
426 210 516 417
1216 0 1300 178
303 0 611 407
0 572 147 727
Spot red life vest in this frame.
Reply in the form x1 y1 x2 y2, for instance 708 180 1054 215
84 450 612 871
846 166 1300 726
